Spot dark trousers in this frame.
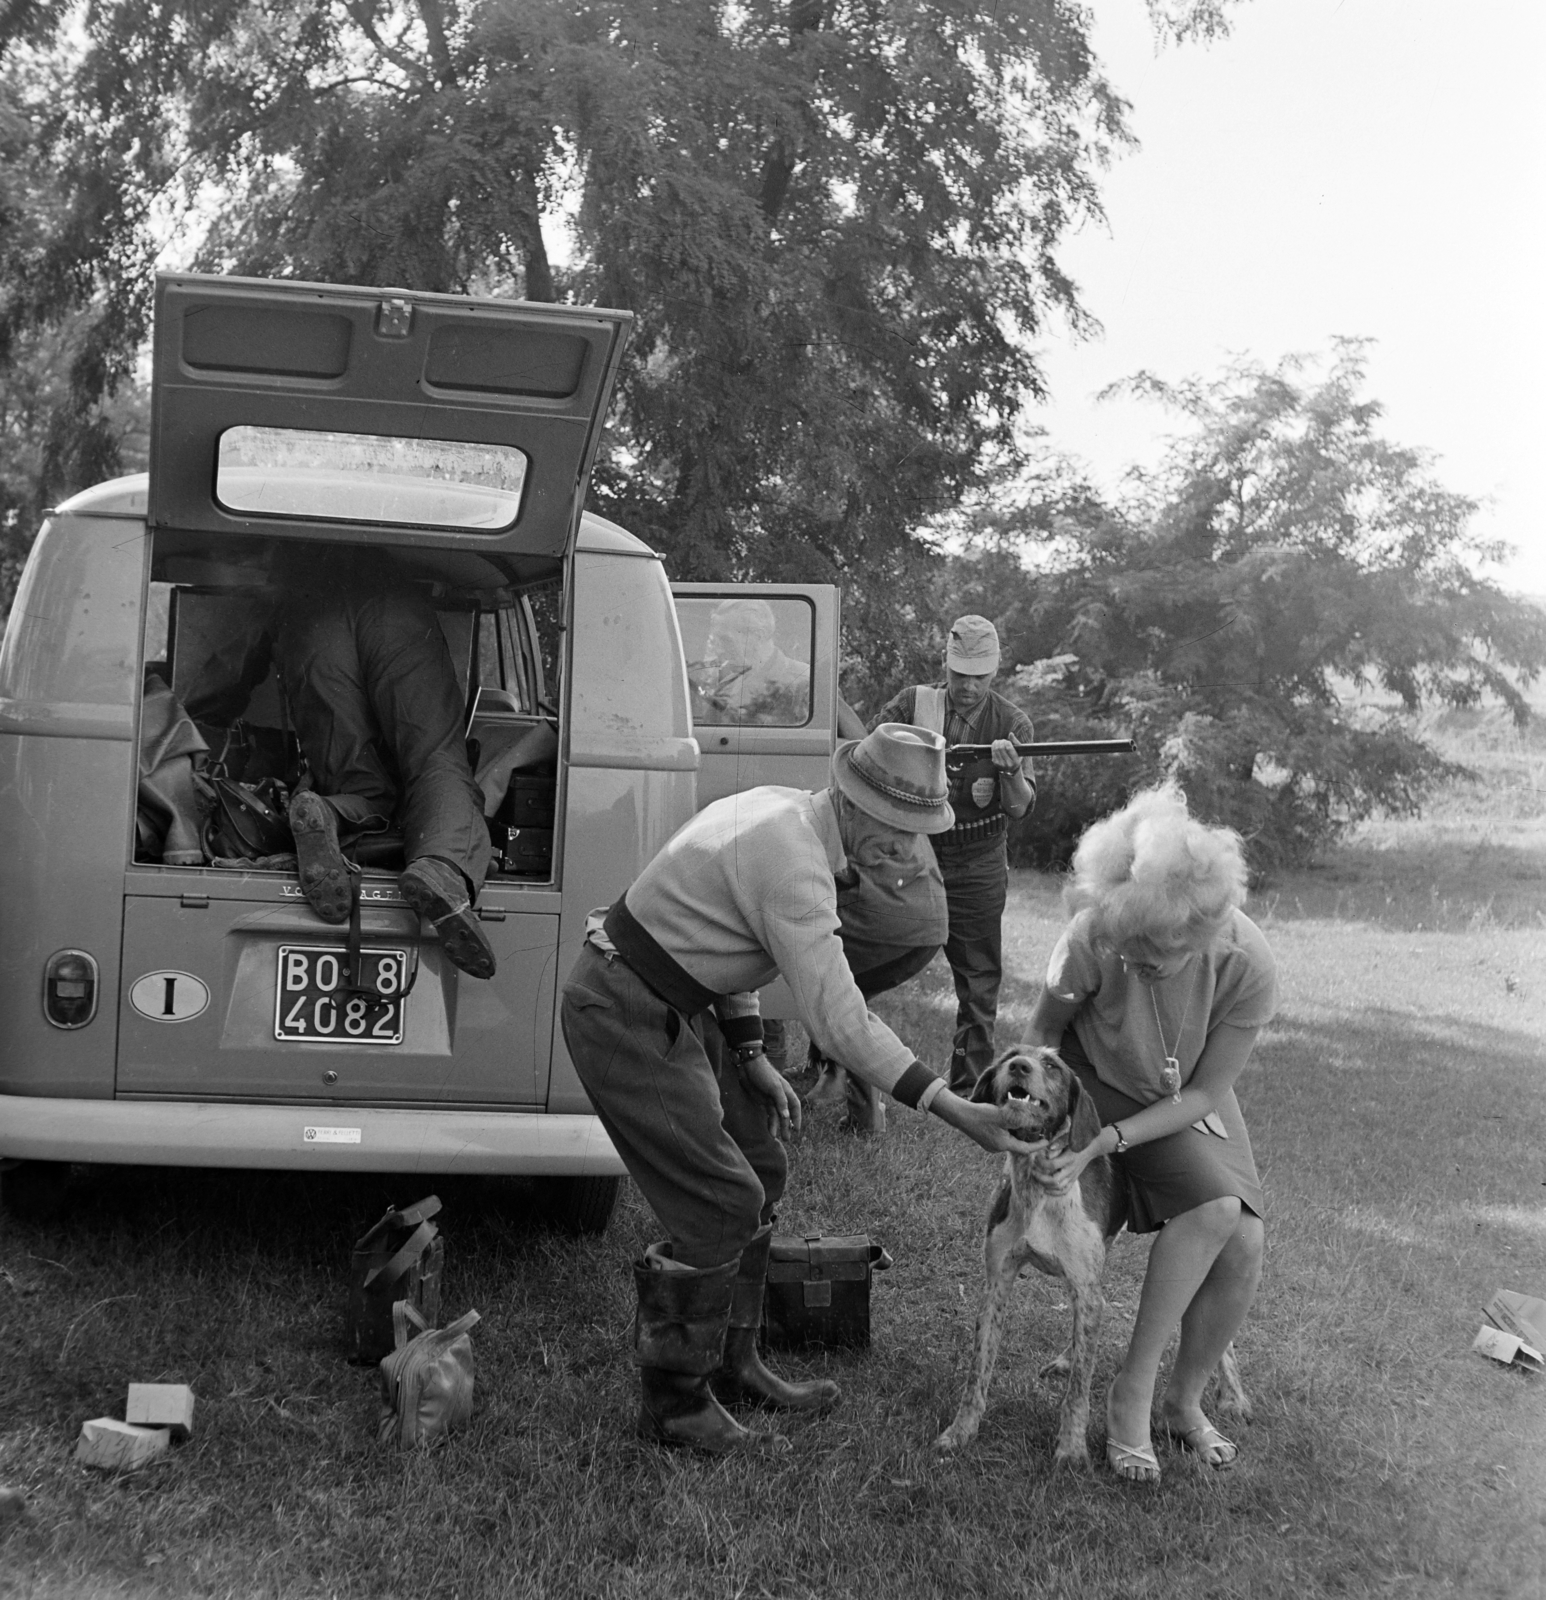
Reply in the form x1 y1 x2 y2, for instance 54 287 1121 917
276 582 489 894
561 944 785 1270
933 835 1009 1092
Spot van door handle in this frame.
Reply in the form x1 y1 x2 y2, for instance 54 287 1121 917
179 893 210 909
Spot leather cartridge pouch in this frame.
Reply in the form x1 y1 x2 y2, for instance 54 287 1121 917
762 1233 893 1351
347 1195 444 1364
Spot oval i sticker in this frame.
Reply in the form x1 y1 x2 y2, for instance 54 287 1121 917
129 971 210 1023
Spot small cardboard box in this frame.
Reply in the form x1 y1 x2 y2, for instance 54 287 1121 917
75 1418 171 1472
1472 1324 1544 1372
126 1383 195 1441
1485 1290 1546 1351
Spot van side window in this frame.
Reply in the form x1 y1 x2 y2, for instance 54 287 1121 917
675 595 815 728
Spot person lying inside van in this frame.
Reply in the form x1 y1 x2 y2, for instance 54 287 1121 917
559 723 1043 1455
273 545 496 980
178 544 497 980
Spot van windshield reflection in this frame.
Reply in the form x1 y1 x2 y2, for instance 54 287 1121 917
215 426 527 531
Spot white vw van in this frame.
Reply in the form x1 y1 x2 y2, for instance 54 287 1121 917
0 274 840 1229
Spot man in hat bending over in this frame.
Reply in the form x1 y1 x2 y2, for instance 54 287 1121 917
869 615 1036 1093
559 724 1040 1455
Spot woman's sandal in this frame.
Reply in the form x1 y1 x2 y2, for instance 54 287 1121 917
1164 1419 1239 1469
1105 1436 1161 1484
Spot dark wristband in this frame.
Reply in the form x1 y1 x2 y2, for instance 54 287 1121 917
892 1060 941 1109
719 1015 763 1051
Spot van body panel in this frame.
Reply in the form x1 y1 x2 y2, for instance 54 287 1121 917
548 537 700 1113
53 475 149 519
115 886 553 1105
0 512 146 1099
149 275 630 558
549 761 698 1115
0 1096 626 1175
671 583 839 808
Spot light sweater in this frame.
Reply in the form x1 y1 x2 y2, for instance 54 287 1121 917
613 786 939 1104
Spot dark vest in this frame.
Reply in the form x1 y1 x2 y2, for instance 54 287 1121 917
910 685 1022 847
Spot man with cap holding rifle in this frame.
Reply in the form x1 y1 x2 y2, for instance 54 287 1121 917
869 615 1036 1093
559 723 1041 1455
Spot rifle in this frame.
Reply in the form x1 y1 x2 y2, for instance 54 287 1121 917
945 737 1134 774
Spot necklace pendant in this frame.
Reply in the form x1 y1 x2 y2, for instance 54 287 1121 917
1161 1057 1182 1100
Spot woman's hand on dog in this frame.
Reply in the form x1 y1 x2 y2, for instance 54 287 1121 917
932 1091 1048 1157
1029 1136 1109 1196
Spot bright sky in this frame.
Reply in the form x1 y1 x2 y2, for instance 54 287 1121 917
1032 0 1546 596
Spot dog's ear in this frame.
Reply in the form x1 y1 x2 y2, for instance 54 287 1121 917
1061 1066 1104 1154
969 1061 1002 1104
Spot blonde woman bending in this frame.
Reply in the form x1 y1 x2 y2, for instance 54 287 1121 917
1027 784 1276 1482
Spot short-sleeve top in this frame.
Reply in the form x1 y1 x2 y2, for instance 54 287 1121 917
1044 908 1278 1104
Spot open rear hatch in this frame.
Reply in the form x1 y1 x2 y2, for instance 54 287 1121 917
123 275 629 1109
149 273 629 556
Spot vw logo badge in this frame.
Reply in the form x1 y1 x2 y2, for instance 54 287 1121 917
129 971 210 1023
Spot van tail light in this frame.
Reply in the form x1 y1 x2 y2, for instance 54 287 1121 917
44 950 99 1029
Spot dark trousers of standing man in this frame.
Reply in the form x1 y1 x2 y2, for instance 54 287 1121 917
561 943 784 1270
934 834 1009 1094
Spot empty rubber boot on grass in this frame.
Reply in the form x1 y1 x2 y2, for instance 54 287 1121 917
634 1244 789 1454
711 1224 840 1413
398 856 496 980
289 791 351 924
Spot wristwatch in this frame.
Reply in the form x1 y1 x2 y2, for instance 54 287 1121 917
734 1043 765 1065
1112 1121 1130 1154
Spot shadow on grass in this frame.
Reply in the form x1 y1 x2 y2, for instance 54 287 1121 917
1248 835 1546 931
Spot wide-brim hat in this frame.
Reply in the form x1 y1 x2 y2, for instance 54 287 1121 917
832 723 955 835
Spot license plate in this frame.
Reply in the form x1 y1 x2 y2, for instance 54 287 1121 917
274 945 410 1044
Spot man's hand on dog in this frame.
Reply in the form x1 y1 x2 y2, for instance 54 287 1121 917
932 1090 1047 1157
738 1050 803 1141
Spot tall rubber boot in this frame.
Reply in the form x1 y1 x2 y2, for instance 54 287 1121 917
138 755 208 866
633 1244 789 1454
711 1225 841 1412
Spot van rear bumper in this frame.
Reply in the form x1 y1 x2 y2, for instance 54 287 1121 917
0 1096 626 1176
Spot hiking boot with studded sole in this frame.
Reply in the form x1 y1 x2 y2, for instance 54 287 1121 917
288 792 351 924
398 857 497 980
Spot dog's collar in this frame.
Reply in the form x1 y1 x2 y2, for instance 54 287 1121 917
1042 1114 1075 1157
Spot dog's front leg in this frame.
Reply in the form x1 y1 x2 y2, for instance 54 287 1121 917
1212 1340 1252 1423
1053 1221 1108 1470
935 1201 1024 1453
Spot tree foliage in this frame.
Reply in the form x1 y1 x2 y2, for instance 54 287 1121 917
0 0 1220 684
938 344 1546 873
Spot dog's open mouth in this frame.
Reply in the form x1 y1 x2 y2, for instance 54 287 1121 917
1006 1087 1041 1108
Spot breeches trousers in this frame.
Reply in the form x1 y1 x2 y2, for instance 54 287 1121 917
560 944 786 1269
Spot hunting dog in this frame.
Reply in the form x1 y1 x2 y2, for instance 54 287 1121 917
935 1044 1249 1467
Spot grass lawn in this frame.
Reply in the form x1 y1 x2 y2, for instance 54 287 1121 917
3 741 1545 1598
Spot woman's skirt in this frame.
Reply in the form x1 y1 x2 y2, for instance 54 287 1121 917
1058 1028 1264 1235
